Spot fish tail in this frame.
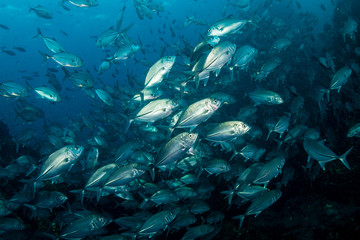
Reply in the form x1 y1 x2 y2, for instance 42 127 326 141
24 204 37 219
232 215 245 229
229 150 239 161
61 67 70 81
248 19 260 28
266 130 272 141
38 51 50 66
70 189 85 205
33 27 42 39
339 146 353 170
138 192 149 208
96 188 102 202
221 189 234 205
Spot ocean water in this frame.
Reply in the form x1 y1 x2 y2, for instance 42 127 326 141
0 0 360 239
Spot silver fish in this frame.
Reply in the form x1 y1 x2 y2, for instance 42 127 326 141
205 121 250 142
144 56 176 89
330 66 352 92
233 190 282 229
34 87 61 102
347 123 360 137
303 138 352 170
207 18 250 37
35 28 66 53
156 132 198 167
138 210 176 237
249 90 284 106
95 89 115 106
40 51 84 68
37 145 84 181
175 98 221 130
253 154 286 187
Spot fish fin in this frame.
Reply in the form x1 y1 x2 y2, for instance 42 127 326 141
138 192 149 209
71 189 85 205
33 27 43 39
96 188 102 202
230 150 239 161
318 161 326 171
266 130 273 141
232 215 245 229
339 146 353 170
230 67 234 82
24 204 37 219
118 113 132 133
195 73 200 89
38 51 50 66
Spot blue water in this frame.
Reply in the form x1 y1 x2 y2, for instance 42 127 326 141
0 0 359 239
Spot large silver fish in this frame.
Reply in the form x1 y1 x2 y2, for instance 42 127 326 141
249 90 284 106
174 98 221 130
205 121 250 142
34 87 61 102
207 19 249 37
63 0 98 8
253 154 286 187
138 210 176 238
37 145 84 181
144 56 176 89
39 51 84 68
156 132 198 167
34 28 66 54
303 138 352 170
233 190 282 229
330 66 352 92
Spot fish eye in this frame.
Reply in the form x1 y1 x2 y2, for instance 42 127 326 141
189 133 193 138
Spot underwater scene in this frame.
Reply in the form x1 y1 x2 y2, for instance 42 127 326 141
0 0 360 239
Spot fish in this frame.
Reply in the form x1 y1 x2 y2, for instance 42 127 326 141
205 121 251 142
266 115 291 141
110 44 140 63
60 213 110 239
63 68 94 88
126 98 179 132
207 18 250 37
347 123 360 137
39 51 84 67
95 88 115 106
174 98 221 131
1 82 29 97
29 5 53 19
182 224 214 239
253 154 286 187
103 163 146 189
233 190 282 228
202 158 231 176
36 145 84 182
155 132 198 170
144 56 176 89
96 26 128 48
12 46 26 52
34 86 61 102
34 28 67 54
63 0 98 8
329 66 352 92
0 24 9 30
303 138 352 171
248 90 284 106
1 48 16 56
137 210 176 238
230 45 258 70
